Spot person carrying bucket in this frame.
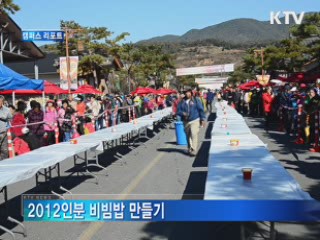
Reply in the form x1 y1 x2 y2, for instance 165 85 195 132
177 89 206 157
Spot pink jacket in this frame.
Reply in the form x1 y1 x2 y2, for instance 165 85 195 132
57 108 65 126
44 108 58 132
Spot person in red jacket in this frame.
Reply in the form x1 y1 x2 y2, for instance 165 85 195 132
11 101 27 137
262 87 275 132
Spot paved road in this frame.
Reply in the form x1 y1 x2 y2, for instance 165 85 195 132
244 115 320 240
1 108 320 240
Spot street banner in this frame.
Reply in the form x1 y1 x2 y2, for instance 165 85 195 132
60 56 79 90
176 64 234 76
22 31 65 42
195 77 228 84
195 77 228 90
199 83 224 90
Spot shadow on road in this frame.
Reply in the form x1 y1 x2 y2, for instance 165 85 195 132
157 147 190 156
192 112 216 168
246 116 320 239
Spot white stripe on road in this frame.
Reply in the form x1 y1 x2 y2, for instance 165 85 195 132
78 137 175 240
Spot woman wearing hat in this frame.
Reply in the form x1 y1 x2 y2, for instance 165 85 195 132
44 100 58 145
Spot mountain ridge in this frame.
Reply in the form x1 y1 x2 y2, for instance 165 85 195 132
138 17 294 46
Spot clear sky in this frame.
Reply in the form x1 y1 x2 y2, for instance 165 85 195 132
13 0 320 44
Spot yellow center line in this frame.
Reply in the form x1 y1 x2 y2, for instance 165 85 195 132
78 137 175 240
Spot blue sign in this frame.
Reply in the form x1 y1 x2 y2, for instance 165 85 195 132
23 199 320 222
22 31 65 42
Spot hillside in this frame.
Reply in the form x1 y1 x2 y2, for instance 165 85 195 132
173 46 246 68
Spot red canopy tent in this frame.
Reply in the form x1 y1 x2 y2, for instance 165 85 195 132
238 81 260 90
1 90 41 95
156 88 178 95
1 81 68 95
131 87 157 95
44 81 68 94
73 84 102 94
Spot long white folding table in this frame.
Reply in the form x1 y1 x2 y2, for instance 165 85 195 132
0 107 172 239
205 100 312 240
211 125 252 136
210 135 266 147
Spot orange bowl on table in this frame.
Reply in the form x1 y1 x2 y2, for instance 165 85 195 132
242 168 253 180
230 139 240 146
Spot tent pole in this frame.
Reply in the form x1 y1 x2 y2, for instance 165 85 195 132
42 91 45 111
12 91 15 107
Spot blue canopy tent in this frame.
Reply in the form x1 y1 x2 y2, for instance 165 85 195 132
0 64 44 107
0 64 44 91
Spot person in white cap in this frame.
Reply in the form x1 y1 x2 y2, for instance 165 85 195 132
290 86 298 93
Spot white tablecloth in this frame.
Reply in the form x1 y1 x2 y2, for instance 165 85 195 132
210 134 266 147
205 155 311 200
205 100 311 200
211 125 252 136
0 107 172 189
0 165 41 188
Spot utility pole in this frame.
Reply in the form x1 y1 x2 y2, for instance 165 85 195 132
254 48 265 80
63 28 84 94
65 28 71 94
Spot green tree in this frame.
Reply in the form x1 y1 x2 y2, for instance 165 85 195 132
176 75 197 90
58 20 83 56
138 45 175 89
241 48 260 75
228 66 255 84
240 39 307 77
0 0 20 14
117 43 142 93
291 13 320 63
57 20 130 87
291 13 320 40
264 39 307 72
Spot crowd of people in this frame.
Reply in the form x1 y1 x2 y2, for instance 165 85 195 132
0 92 177 159
9 83 320 159
2 81 317 160
219 82 320 148
0 87 217 159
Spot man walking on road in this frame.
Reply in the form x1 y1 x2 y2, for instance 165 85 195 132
178 89 206 156
206 89 215 113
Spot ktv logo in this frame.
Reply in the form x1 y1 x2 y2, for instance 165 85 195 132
270 11 305 25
